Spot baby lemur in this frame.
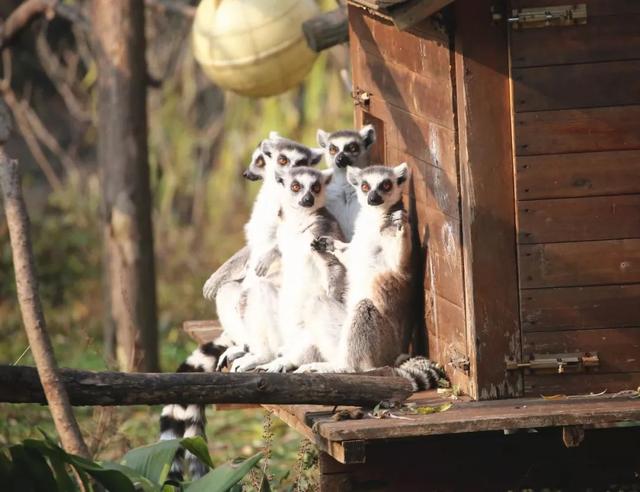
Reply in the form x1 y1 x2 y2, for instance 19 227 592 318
296 164 444 390
255 166 347 373
317 125 376 241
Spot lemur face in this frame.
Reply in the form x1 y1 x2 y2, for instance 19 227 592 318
316 125 376 170
242 145 268 181
347 163 409 209
261 137 323 173
276 167 333 211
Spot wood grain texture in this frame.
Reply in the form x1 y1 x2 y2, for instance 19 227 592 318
516 151 640 200
521 284 640 331
520 239 640 288
511 15 640 68
454 0 522 399
510 0 640 16
517 194 640 244
523 328 640 373
515 105 640 156
0 365 413 406
525 372 640 397
314 394 640 441
349 6 450 80
513 61 640 112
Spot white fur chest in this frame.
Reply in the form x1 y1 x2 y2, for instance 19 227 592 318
326 174 360 241
345 211 389 306
245 181 280 267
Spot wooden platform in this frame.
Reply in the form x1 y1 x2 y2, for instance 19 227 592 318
265 389 640 464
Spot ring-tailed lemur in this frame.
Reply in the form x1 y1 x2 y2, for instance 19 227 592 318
255 166 347 373
317 125 376 241
296 164 445 391
159 137 323 482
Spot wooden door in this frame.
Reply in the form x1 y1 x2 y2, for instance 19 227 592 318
509 0 640 395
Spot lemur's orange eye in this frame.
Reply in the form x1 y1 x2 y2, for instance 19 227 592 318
256 155 265 168
291 181 301 193
361 182 370 193
311 182 321 194
278 155 289 166
329 144 338 156
381 179 392 192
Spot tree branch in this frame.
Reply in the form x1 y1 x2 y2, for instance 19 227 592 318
0 365 413 406
0 106 89 458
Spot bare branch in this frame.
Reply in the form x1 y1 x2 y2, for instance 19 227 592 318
0 113 89 457
0 0 89 49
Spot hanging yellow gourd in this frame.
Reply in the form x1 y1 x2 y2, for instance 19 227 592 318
192 0 320 97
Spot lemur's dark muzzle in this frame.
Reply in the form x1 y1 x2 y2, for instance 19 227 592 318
300 192 315 208
335 153 352 168
242 169 261 181
367 191 384 206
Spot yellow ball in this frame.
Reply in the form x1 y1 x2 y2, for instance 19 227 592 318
192 0 320 97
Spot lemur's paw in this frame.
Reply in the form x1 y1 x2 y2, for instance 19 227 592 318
216 346 247 370
231 354 260 372
254 262 268 277
202 276 217 300
391 209 408 231
294 362 335 374
256 359 290 373
311 236 335 253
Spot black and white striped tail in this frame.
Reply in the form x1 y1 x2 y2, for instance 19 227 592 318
392 355 447 392
159 342 225 482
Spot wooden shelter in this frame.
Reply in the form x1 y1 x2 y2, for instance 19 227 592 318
347 0 640 400
185 0 640 488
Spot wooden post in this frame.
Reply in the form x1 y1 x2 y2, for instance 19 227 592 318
303 8 349 52
0 104 89 458
91 0 159 372
0 365 414 406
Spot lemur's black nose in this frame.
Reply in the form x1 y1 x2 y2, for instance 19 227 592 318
242 169 261 181
300 193 315 208
335 153 351 168
367 191 384 206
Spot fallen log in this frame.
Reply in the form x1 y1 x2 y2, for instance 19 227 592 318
0 365 413 407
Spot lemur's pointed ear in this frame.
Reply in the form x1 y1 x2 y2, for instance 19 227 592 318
394 162 410 185
274 170 285 186
321 168 334 185
346 166 361 187
317 129 329 148
310 148 324 166
359 124 376 150
261 139 273 158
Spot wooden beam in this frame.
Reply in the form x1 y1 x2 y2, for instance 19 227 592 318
303 8 349 52
0 365 413 406
453 0 522 399
390 0 455 30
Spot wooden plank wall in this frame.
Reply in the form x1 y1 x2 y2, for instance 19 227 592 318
510 0 640 395
348 6 471 393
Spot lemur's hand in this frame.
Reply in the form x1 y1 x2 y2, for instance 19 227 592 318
254 258 270 277
391 209 408 232
202 275 217 300
311 236 335 253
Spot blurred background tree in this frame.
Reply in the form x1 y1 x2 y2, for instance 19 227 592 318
0 0 352 486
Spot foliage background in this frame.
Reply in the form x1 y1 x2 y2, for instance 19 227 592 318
0 0 352 489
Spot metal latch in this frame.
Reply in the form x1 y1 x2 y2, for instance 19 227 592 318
351 87 372 109
508 4 587 29
506 352 599 374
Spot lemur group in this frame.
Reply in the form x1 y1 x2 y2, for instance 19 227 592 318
159 125 447 479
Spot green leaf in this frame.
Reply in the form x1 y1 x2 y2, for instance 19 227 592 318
10 444 57 492
22 438 75 492
100 462 160 492
180 437 213 470
259 472 271 492
121 439 182 485
185 452 263 492
415 402 453 415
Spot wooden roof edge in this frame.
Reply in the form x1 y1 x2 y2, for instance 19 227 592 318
347 0 455 30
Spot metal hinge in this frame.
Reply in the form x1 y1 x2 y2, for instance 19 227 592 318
508 4 587 29
351 87 372 109
506 352 599 374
